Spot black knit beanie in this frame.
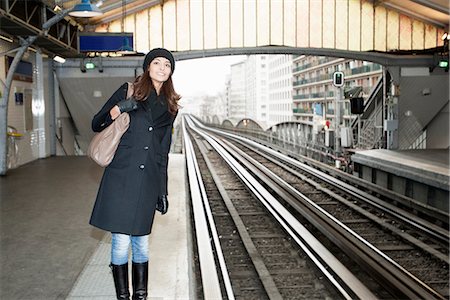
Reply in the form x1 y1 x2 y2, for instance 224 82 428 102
142 48 175 74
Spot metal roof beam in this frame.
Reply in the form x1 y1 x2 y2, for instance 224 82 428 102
409 0 449 14
174 47 436 68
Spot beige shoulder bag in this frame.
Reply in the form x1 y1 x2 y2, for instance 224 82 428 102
87 82 134 167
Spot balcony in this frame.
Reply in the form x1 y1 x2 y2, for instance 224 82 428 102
293 73 333 87
292 57 336 73
348 64 382 76
293 108 313 114
293 91 334 101
293 94 309 100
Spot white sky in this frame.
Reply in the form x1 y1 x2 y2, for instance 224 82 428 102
172 55 246 97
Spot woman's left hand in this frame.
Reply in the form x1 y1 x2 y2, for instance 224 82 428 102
156 195 169 215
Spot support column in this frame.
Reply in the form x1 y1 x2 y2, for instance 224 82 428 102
48 59 56 156
33 49 47 159
0 36 37 175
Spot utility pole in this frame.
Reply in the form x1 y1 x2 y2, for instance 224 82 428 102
332 71 344 168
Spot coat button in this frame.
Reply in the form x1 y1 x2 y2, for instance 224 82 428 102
148 126 153 131
144 146 149 150
139 164 145 169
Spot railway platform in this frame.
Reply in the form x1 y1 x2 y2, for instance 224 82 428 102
0 154 192 300
351 149 449 211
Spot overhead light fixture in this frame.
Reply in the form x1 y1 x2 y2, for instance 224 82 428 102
68 0 103 18
53 55 66 63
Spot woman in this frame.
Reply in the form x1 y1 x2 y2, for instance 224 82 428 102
89 48 179 300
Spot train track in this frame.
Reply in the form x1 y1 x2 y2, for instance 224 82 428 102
184 116 449 299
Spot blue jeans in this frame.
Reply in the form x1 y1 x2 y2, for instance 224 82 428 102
111 233 149 265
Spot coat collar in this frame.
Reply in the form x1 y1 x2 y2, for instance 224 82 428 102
138 90 171 126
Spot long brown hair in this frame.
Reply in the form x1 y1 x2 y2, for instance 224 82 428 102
132 70 180 115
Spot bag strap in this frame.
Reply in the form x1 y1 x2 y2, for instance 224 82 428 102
126 82 134 99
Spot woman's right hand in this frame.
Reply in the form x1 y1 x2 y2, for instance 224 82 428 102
110 105 121 120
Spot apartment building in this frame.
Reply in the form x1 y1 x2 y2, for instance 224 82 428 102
267 55 293 127
229 61 246 120
245 55 269 124
292 55 382 142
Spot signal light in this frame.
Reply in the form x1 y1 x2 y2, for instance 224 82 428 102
333 71 344 87
85 62 95 70
439 60 448 68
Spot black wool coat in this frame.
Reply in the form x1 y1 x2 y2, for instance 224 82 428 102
89 82 177 235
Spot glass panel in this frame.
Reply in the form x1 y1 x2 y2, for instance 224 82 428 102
399 15 412 50
283 0 296 47
296 0 309 47
204 0 217 49
437 28 445 46
322 0 334 49
108 19 121 33
361 0 373 51
125 14 134 34
386 9 399 50
149 5 163 49
374 5 386 51
335 0 348 50
244 0 256 47
230 0 243 47
190 0 203 50
217 0 230 48
412 20 424 49
257 0 269 46
424 24 437 49
135 10 149 53
270 0 283 45
163 1 176 50
309 0 321 47
348 0 360 51
176 0 190 51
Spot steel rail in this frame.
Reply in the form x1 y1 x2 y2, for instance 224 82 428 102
186 117 377 300
236 143 449 263
194 118 448 245
217 134 445 300
193 132 283 300
182 119 231 300
218 125 449 227
187 117 445 300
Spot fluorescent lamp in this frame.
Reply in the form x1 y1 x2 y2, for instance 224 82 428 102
53 55 66 63
0 35 13 43
69 0 103 18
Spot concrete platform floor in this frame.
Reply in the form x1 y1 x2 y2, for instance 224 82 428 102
1 154 191 300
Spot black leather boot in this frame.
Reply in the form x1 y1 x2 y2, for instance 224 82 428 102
132 261 148 300
110 263 130 300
